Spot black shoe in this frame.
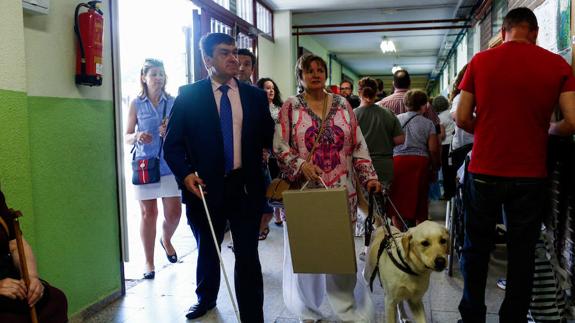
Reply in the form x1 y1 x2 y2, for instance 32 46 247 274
143 271 155 279
160 238 178 263
185 302 216 319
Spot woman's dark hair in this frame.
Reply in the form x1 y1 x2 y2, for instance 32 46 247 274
404 89 428 111
0 189 9 218
431 95 450 113
256 77 283 107
358 77 378 100
449 64 468 102
375 78 384 91
139 58 168 99
295 53 328 93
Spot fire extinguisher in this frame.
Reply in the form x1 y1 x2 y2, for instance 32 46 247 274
74 1 104 86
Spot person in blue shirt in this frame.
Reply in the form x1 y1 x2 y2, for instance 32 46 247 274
125 58 182 280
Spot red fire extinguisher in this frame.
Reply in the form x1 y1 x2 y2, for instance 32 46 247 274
74 1 104 86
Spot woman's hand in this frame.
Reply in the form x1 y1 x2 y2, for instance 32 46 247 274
159 119 168 138
137 131 153 144
0 278 27 301
300 161 322 181
27 276 44 306
366 179 382 193
262 149 270 164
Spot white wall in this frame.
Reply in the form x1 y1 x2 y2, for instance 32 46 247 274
23 0 113 100
0 0 27 92
258 35 275 82
257 10 295 98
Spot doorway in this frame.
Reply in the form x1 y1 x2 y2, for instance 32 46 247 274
116 0 199 280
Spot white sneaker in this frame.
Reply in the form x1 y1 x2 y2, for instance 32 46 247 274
496 278 506 290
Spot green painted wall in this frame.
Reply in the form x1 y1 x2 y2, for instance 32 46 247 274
0 89 35 241
26 96 121 313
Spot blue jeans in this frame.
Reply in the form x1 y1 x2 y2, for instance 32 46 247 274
459 173 547 323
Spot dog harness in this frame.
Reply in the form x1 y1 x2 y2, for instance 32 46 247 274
366 192 419 292
368 232 419 291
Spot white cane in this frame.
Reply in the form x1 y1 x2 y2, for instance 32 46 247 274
195 172 241 322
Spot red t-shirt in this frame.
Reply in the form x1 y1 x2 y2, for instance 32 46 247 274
460 41 575 178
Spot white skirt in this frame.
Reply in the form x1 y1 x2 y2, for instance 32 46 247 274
133 174 181 200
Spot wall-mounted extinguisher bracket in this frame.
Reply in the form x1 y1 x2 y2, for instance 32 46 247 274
74 0 104 86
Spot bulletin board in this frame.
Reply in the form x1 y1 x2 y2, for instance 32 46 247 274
534 0 572 63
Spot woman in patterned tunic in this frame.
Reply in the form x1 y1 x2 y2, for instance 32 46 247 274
274 53 381 323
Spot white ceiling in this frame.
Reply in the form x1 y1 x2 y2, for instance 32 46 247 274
263 0 478 87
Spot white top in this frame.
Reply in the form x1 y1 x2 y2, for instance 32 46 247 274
439 110 455 145
211 77 243 170
449 94 474 150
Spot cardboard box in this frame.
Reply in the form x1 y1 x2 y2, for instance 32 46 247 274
282 187 357 274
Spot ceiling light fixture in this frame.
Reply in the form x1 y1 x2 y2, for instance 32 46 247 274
380 37 396 54
391 65 403 74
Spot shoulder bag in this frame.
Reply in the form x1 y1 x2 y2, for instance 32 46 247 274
131 101 166 185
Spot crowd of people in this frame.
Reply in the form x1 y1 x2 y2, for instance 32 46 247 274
3 6 575 323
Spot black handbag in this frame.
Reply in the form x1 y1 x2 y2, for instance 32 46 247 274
131 101 166 185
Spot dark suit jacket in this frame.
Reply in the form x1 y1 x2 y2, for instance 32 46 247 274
163 77 274 217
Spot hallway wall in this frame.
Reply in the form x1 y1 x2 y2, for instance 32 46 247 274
0 0 121 316
298 35 360 91
257 10 297 98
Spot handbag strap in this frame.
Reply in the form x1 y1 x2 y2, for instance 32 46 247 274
401 113 419 129
131 99 168 160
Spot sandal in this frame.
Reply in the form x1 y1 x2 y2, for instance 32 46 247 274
258 227 270 240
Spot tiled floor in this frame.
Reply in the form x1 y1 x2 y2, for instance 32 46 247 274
82 201 507 322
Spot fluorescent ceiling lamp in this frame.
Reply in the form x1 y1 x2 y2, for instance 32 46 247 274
380 38 396 54
391 65 403 74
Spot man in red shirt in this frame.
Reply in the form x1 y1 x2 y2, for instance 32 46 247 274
456 7 575 323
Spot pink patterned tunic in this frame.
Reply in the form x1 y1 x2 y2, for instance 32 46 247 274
273 93 377 221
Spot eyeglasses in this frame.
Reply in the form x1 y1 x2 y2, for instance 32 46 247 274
340 87 352 90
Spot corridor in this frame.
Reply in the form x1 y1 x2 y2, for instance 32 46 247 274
82 201 506 322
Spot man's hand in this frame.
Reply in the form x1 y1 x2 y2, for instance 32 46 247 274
300 161 322 181
27 276 44 306
366 179 382 193
184 173 206 199
0 278 27 301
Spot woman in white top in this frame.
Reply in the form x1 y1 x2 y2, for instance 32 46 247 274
255 77 283 240
433 95 456 198
448 65 474 179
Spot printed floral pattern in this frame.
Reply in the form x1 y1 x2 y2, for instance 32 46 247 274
273 93 377 221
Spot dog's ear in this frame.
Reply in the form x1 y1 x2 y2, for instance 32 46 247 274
401 231 412 257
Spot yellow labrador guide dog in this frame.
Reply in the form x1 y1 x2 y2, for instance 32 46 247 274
364 220 449 323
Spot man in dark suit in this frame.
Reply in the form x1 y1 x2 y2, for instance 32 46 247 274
163 32 274 322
